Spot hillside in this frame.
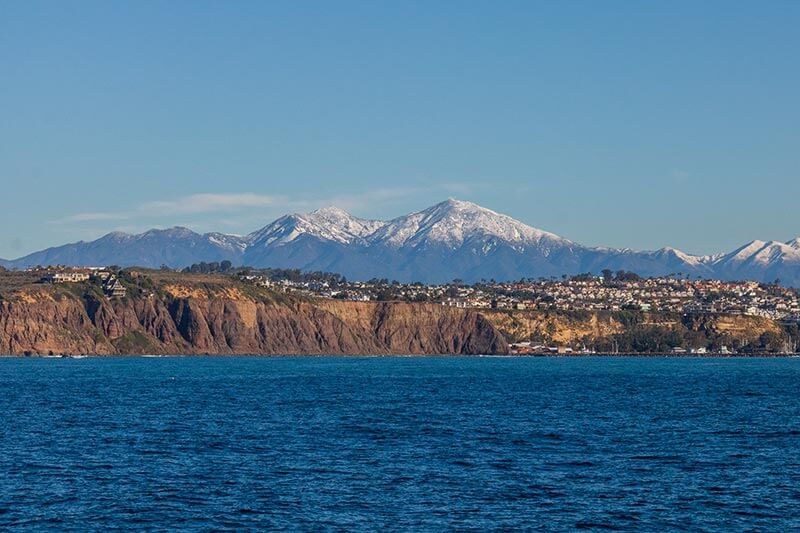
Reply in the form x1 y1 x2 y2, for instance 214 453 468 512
483 309 787 353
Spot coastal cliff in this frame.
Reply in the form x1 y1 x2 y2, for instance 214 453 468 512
482 308 786 352
0 276 507 356
0 270 792 356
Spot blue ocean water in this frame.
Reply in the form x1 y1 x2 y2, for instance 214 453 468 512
1 357 799 531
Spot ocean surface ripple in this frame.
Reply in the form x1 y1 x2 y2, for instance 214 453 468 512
1 356 799 531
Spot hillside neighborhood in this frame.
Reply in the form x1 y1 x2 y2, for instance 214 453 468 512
18 265 800 323
2 264 799 355
236 269 800 322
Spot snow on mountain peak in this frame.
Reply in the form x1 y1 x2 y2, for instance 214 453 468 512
290 207 385 244
309 206 351 217
370 198 570 250
305 207 386 238
244 198 571 252
655 246 708 266
719 239 800 267
247 207 386 247
206 232 248 252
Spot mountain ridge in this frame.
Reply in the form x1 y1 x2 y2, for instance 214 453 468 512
5 199 800 286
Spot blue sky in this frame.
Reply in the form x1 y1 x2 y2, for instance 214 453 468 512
1 1 798 259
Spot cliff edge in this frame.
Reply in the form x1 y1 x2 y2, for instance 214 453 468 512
0 272 508 356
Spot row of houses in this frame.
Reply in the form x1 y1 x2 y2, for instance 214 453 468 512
38 267 126 298
485 277 800 320
236 272 800 321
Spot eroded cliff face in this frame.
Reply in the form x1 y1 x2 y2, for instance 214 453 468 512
0 287 508 356
482 310 626 345
481 309 783 348
681 313 782 346
1 275 785 356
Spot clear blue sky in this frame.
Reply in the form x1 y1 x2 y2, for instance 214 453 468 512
1 1 798 258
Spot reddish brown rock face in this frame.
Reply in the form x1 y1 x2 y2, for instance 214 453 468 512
0 289 509 356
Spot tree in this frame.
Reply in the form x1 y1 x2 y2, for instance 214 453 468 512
615 270 641 282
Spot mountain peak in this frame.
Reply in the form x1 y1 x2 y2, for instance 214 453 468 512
247 205 385 247
429 198 484 213
716 239 800 269
103 230 132 239
309 206 352 217
442 197 478 207
142 226 198 239
372 198 569 249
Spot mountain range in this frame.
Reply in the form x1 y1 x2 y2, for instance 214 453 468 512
3 199 800 286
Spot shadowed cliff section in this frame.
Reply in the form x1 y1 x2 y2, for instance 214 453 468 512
0 277 508 356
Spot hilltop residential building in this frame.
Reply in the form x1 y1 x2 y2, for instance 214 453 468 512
46 272 90 283
103 277 127 298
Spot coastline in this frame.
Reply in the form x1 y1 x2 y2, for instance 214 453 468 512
2 270 797 358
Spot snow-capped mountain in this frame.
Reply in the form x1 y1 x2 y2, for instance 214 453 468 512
240 207 391 276
711 240 800 286
355 199 584 282
369 199 571 251
247 207 386 247
4 199 800 286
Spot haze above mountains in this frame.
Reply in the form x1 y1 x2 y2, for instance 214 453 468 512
3 199 800 286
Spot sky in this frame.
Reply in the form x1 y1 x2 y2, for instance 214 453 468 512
1 1 799 259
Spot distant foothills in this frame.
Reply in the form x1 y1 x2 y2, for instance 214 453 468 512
3 199 800 286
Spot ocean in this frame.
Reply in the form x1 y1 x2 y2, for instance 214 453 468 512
1 356 799 531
